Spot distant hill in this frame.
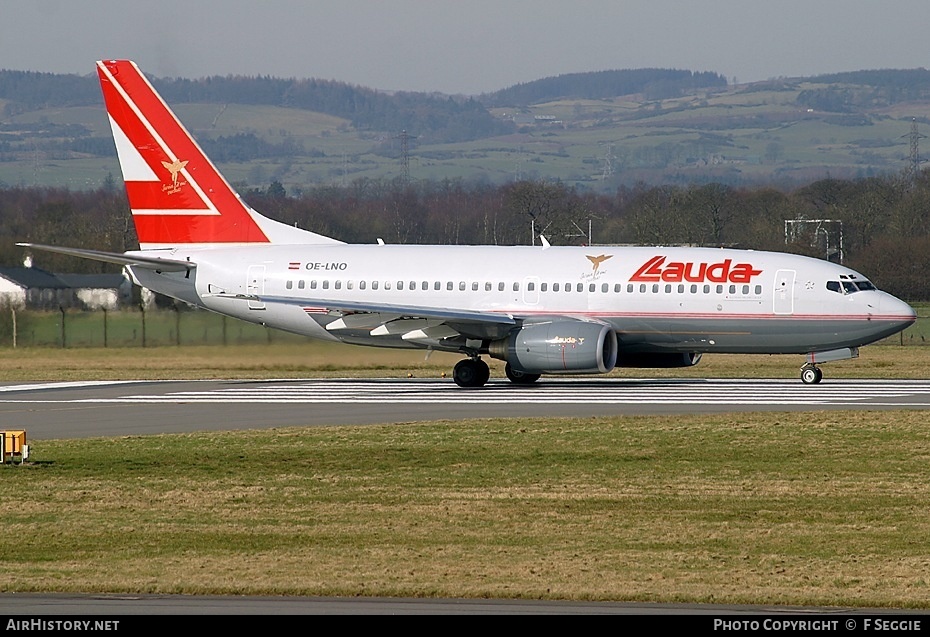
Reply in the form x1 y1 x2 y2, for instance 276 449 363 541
0 69 511 144
3 66 930 191
797 69 930 112
481 69 728 106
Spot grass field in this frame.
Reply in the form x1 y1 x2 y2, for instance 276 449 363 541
2 411 929 607
1 313 928 607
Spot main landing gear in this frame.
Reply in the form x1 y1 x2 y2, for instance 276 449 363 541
452 358 542 387
504 363 540 385
453 358 490 388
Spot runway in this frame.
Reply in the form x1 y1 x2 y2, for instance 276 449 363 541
2 377 930 439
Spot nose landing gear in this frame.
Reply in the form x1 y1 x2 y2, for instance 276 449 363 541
800 364 823 384
800 347 858 384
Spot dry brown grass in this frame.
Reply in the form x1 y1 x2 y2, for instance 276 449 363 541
0 342 927 382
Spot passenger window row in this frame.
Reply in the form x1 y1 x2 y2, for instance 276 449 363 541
284 279 764 296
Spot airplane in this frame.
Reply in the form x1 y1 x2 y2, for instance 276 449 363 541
18 60 917 388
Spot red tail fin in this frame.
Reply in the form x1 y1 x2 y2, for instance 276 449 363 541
97 60 337 249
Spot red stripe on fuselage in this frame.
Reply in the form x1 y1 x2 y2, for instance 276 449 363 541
98 60 268 244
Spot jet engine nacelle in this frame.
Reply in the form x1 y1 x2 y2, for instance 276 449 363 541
615 352 703 368
489 320 618 374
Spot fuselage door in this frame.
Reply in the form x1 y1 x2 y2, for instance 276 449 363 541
247 265 266 310
773 269 795 315
523 276 540 305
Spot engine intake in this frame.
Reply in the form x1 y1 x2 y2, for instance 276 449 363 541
489 320 618 374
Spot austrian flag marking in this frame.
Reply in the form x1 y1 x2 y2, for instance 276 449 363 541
630 255 763 284
288 262 301 270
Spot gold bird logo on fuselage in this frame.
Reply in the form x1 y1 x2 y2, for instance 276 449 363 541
586 254 613 274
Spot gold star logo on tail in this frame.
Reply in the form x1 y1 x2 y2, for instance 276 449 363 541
586 254 613 274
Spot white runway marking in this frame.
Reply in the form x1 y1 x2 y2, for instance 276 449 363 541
3 378 929 407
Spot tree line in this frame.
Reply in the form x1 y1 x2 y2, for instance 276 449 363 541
2 172 929 300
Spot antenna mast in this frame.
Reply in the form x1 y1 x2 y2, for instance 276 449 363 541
902 118 925 188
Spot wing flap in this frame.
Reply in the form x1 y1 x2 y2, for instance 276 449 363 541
214 292 516 340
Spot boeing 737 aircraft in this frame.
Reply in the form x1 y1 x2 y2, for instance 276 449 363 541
19 60 917 387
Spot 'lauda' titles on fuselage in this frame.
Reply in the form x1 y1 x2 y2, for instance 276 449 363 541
630 255 763 284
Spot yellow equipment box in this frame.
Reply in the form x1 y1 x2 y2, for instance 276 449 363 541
2 430 26 460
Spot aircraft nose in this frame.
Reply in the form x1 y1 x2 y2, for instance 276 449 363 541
880 293 917 325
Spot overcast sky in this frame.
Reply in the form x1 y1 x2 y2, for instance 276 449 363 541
3 1 929 95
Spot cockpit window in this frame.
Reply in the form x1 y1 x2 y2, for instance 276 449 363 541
826 279 877 294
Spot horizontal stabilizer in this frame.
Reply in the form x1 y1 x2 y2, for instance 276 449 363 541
16 243 195 272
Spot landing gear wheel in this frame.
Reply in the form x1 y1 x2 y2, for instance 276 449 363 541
505 363 541 385
476 359 490 386
800 366 823 384
453 358 490 388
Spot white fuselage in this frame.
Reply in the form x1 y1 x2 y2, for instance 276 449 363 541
128 244 916 356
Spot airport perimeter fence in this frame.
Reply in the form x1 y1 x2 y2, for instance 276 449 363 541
0 307 927 349
0 308 309 348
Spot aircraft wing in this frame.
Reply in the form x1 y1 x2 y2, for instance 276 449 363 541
220 292 518 341
16 243 195 272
